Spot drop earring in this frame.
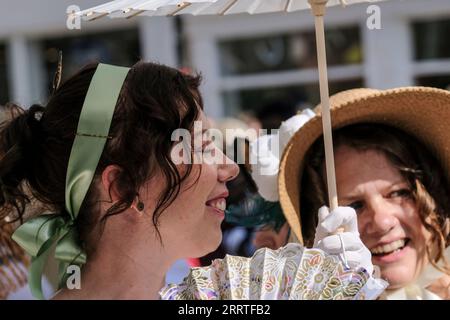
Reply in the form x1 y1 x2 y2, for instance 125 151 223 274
131 194 145 213
136 200 145 212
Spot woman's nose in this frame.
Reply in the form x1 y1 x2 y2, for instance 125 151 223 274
218 155 239 182
366 197 398 235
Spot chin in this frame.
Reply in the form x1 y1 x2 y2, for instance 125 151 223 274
381 266 416 290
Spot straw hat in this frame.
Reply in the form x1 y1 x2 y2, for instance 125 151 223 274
278 87 450 243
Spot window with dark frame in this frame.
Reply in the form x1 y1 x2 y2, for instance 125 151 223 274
413 18 450 90
40 28 141 97
218 25 363 119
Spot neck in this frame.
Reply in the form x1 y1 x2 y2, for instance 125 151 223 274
54 229 175 300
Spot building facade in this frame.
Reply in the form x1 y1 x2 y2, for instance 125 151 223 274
0 0 449 119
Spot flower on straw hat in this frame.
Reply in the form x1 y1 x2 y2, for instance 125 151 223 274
250 109 315 202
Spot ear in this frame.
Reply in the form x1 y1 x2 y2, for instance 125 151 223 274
101 165 123 203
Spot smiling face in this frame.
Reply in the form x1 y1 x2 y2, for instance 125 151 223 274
141 111 239 260
335 146 431 289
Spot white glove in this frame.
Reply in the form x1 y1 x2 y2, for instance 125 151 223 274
313 206 374 275
250 109 315 202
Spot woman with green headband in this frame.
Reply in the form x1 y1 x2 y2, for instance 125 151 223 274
0 61 381 300
0 61 239 299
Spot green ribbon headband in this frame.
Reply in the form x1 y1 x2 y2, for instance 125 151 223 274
12 63 130 299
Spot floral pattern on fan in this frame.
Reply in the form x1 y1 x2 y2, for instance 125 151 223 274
160 243 387 300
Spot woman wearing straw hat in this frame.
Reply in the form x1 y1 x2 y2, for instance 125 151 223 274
0 61 380 300
253 86 450 299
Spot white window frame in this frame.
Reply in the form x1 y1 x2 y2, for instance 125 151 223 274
184 0 450 118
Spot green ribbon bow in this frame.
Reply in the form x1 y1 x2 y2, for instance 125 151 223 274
11 64 130 299
12 215 87 299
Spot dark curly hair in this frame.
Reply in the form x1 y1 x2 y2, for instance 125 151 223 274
0 61 203 253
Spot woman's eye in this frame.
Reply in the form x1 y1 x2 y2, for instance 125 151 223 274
389 189 412 199
203 143 215 154
347 201 364 213
193 142 212 154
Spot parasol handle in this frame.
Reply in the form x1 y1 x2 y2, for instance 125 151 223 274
308 0 328 16
308 0 344 233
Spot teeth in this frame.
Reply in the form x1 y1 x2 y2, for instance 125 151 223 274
371 239 406 255
208 198 226 211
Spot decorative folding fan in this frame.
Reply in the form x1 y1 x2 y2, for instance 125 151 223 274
160 243 388 300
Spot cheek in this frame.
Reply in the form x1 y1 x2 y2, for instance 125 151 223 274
401 203 429 243
356 215 370 237
184 162 216 187
357 202 426 243
197 163 219 193
176 164 218 213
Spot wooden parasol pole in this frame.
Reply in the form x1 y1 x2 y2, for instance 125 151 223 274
308 0 339 211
